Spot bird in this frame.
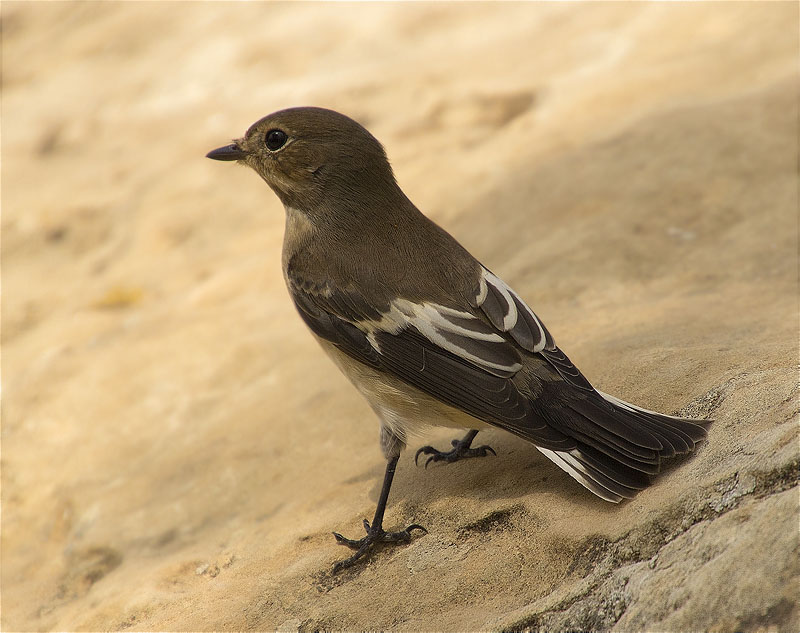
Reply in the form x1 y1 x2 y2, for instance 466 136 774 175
207 107 711 573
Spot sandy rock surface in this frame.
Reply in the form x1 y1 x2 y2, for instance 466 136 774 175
2 3 798 631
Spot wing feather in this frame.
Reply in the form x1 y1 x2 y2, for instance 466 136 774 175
475 270 555 353
285 274 573 449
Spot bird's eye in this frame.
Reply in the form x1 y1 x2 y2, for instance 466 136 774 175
265 129 288 151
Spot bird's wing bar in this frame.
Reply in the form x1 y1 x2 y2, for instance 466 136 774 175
362 298 523 378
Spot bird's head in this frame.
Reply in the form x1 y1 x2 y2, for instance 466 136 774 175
207 107 399 213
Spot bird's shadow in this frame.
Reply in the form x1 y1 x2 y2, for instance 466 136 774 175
349 425 709 524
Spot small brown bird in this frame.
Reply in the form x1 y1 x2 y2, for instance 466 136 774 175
207 107 710 572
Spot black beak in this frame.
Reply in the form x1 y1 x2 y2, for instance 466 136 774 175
206 143 247 161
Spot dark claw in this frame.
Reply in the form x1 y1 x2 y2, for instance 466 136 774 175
415 442 497 468
332 531 365 549
330 522 427 573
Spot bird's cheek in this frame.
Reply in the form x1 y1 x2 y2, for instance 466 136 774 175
262 163 293 193
248 158 274 185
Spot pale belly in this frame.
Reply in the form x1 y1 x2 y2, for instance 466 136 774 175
315 338 490 444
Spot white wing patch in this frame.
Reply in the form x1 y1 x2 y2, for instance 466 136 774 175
360 299 523 377
475 270 555 353
355 269 554 377
415 303 506 342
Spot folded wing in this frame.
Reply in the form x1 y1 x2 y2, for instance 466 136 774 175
287 266 710 503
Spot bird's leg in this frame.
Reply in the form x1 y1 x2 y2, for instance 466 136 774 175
331 453 426 573
415 429 496 468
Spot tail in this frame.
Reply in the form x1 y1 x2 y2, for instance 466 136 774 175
536 391 712 503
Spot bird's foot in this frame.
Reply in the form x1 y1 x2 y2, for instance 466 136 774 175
331 519 426 573
415 438 496 468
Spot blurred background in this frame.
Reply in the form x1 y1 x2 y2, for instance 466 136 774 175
3 3 797 631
